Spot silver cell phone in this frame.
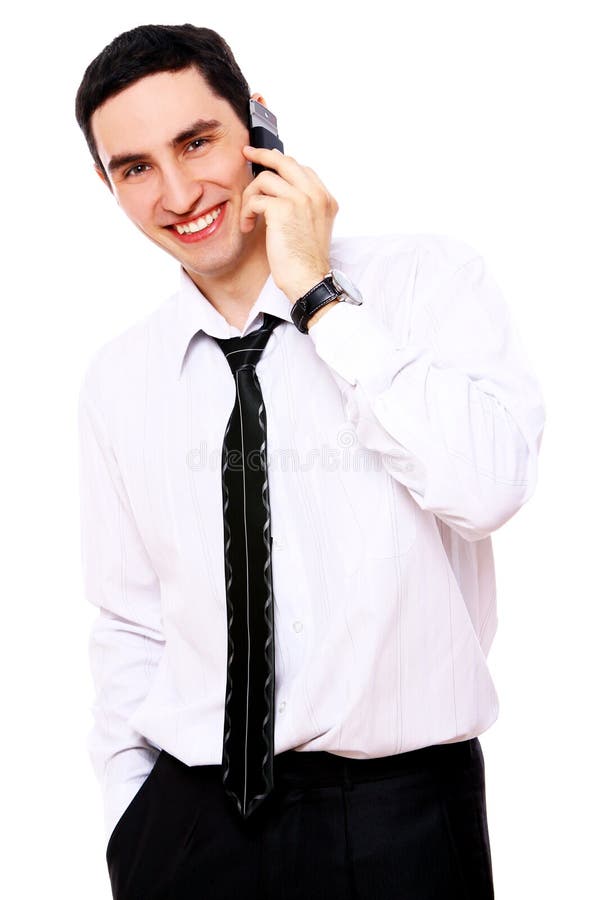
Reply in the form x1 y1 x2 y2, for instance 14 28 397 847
248 98 284 176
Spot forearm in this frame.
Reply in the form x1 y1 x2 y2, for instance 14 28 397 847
88 606 164 843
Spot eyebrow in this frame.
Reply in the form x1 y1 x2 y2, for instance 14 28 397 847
107 118 223 174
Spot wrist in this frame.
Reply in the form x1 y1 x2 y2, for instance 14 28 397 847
287 269 330 304
291 268 363 334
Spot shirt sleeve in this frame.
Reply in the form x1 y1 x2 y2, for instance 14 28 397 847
77 365 166 846
308 251 546 542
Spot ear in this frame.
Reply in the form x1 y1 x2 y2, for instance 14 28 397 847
94 165 113 195
250 91 267 106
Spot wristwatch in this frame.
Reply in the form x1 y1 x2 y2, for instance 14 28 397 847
290 268 363 333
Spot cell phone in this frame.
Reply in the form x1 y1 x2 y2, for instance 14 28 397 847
248 98 284 177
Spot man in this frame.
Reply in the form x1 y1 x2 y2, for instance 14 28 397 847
75 23 545 900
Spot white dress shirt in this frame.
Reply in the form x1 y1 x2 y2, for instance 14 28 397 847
77 232 546 845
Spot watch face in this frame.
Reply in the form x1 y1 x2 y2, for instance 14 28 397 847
331 268 363 304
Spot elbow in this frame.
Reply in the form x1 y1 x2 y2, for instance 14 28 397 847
462 409 545 541
455 460 541 542
407 405 546 543
433 437 542 542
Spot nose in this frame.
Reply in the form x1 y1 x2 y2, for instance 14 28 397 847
160 161 203 217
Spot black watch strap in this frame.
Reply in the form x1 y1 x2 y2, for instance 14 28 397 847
290 276 341 333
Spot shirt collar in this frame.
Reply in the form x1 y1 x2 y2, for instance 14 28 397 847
171 266 294 379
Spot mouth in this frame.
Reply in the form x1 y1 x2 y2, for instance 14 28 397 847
165 202 226 243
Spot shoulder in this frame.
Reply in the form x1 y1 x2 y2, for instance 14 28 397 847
329 233 489 321
329 232 484 277
326 233 493 333
78 288 178 414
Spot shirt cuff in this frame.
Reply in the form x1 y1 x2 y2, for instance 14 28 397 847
308 300 420 394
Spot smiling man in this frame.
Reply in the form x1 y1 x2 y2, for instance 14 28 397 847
76 23 545 900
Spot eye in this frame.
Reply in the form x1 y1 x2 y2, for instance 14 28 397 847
187 138 208 152
124 163 150 179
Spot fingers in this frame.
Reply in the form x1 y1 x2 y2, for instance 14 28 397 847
239 192 276 232
239 169 298 233
244 168 298 202
239 146 339 233
242 146 328 197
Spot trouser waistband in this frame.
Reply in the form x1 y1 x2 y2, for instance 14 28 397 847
272 737 482 787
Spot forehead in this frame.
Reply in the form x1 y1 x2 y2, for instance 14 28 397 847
92 67 234 164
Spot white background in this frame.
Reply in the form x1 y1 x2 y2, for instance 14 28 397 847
1 0 597 896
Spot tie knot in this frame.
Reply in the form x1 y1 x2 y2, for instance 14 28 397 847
214 313 283 375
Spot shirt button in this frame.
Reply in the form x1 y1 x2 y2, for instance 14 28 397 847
278 700 287 713
292 620 303 633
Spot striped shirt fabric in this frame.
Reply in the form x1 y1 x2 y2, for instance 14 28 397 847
77 232 546 845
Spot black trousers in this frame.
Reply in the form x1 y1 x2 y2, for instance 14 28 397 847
106 737 494 899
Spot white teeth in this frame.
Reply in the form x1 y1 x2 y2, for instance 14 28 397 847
174 206 222 235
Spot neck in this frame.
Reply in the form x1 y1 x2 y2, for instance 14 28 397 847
183 223 271 331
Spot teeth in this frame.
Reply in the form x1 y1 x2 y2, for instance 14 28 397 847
174 206 222 235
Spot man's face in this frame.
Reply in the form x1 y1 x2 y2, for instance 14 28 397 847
91 67 264 285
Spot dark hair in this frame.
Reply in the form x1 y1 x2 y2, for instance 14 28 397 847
75 24 251 178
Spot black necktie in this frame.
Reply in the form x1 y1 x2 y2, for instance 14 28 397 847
213 312 283 819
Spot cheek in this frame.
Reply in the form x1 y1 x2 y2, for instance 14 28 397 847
190 154 252 192
116 191 153 226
